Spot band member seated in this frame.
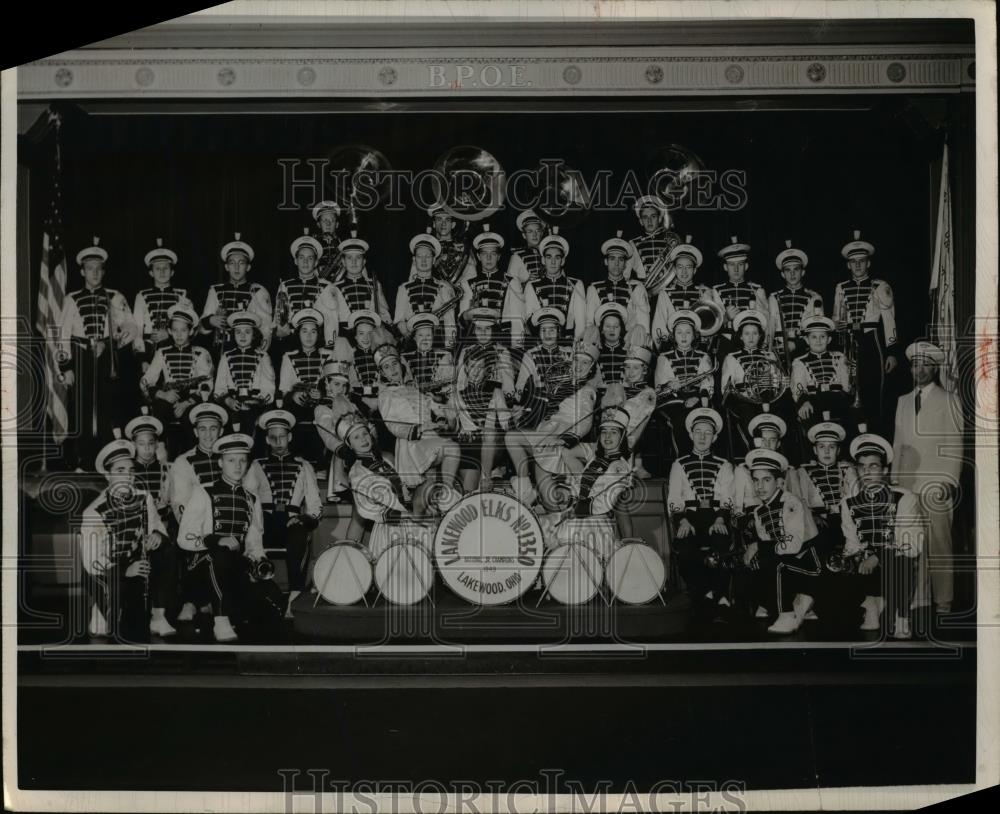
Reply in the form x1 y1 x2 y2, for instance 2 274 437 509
721 309 791 455
768 240 823 362
131 237 192 370
514 307 573 405
338 309 384 414
178 433 268 642
593 302 631 387
139 303 214 457
795 416 858 559
126 411 173 531
650 236 721 347
244 410 322 618
621 343 656 478
314 359 367 505
506 338 600 511
523 227 587 344
277 308 332 459
790 315 851 431
840 432 924 639
454 308 518 491
666 407 735 619
330 231 392 334
214 310 275 439
626 195 680 296
396 230 458 349
655 309 715 457
311 200 342 281
200 233 273 356
376 335 462 513
80 439 177 641
401 312 455 391
743 449 820 634
712 236 769 361
272 229 340 354
586 230 650 337
596 381 656 482
58 237 138 471
459 224 518 346
546 406 636 561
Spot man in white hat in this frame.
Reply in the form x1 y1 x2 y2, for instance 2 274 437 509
523 228 587 343
178 433 268 642
790 314 852 429
796 415 858 553
395 230 458 349
586 230 651 339
201 233 273 358
131 237 193 368
273 229 340 353
329 230 392 333
459 224 521 345
311 200 342 281
649 236 721 347
831 230 899 435
139 304 215 456
892 341 963 614
213 310 275 436
58 237 138 470
841 432 925 638
730 407 799 518
426 203 473 286
743 448 820 634
80 439 177 640
767 240 824 363
244 410 322 617
712 235 769 362
626 195 681 293
507 209 549 286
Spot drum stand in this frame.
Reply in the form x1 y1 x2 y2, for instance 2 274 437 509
535 545 610 608
608 541 668 607
375 544 435 607
312 543 373 608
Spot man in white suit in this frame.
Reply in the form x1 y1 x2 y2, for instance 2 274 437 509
892 341 964 613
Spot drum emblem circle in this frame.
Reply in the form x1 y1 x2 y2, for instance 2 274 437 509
433 492 544 605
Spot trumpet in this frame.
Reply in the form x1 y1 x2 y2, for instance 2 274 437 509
655 362 718 401
825 548 865 574
249 557 276 582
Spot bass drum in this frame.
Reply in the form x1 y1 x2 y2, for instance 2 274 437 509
542 544 604 605
374 541 434 605
313 541 374 606
605 540 666 605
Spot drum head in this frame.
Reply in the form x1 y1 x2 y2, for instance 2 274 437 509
375 543 433 605
606 543 665 605
542 544 603 605
313 543 373 606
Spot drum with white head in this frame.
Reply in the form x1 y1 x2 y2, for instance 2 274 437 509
541 544 604 605
374 540 434 605
313 540 374 606
605 538 666 604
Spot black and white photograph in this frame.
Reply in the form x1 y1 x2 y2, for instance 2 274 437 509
3 1 997 811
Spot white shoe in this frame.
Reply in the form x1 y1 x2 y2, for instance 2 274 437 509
755 606 769 618
149 614 177 638
177 602 197 622
767 611 802 634
89 605 109 637
936 603 952 615
891 615 912 640
792 594 815 620
213 616 238 642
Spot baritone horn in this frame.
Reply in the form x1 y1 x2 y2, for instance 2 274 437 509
694 299 725 337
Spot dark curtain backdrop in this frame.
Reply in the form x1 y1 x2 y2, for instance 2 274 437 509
27 105 937 349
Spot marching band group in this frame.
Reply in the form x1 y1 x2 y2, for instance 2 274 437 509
59 195 963 643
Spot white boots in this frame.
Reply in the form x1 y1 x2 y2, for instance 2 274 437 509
767 594 815 634
177 602 198 622
149 608 177 637
213 616 238 642
860 595 885 631
89 605 109 637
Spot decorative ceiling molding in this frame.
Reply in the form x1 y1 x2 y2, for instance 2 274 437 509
19 46 974 99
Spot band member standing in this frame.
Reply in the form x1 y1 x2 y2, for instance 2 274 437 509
330 231 392 334
200 233 273 357
768 240 823 362
272 230 340 354
426 203 473 287
841 432 924 639
790 315 852 431
655 309 715 457
244 410 322 617
80 439 177 640
214 310 275 438
743 449 820 634
459 224 520 346
832 231 899 435
523 228 587 344
650 237 721 348
178 433 267 642
666 407 735 619
58 237 138 471
586 230 651 338
712 236 769 362
892 341 963 614
311 200 342 282
506 209 549 285
131 238 191 370
395 230 458 349
139 304 214 457
626 195 680 296
401 312 455 391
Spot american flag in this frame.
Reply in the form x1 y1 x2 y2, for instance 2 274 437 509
35 111 69 443
930 142 957 393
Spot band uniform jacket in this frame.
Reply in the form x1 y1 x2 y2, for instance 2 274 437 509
831 275 897 350
767 286 823 349
712 281 769 338
650 283 722 345
731 461 801 517
131 285 192 356
654 348 715 399
458 267 525 345
278 348 334 396
551 452 633 560
523 273 588 343
892 382 964 491
379 382 457 486
330 271 392 327
348 453 432 560
720 348 783 395
79 489 166 576
751 489 818 556
393 273 458 344
273 274 340 345
59 286 137 362
514 344 573 394
795 460 859 517
140 342 214 400
454 343 517 432
244 453 323 521
177 480 265 559
529 385 599 475
625 226 681 291
790 351 851 405
214 347 276 404
200 281 273 343
167 445 223 522
840 485 925 560
402 349 455 391
667 453 735 519
585 277 651 336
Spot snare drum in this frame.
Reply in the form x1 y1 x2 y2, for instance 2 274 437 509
313 541 374 606
605 540 666 605
374 541 434 605
542 544 604 605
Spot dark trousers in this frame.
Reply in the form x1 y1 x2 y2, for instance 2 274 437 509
854 331 888 436
672 509 734 604
859 550 917 617
64 348 126 470
86 544 176 642
187 547 249 618
149 396 199 460
754 544 822 616
263 512 311 592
